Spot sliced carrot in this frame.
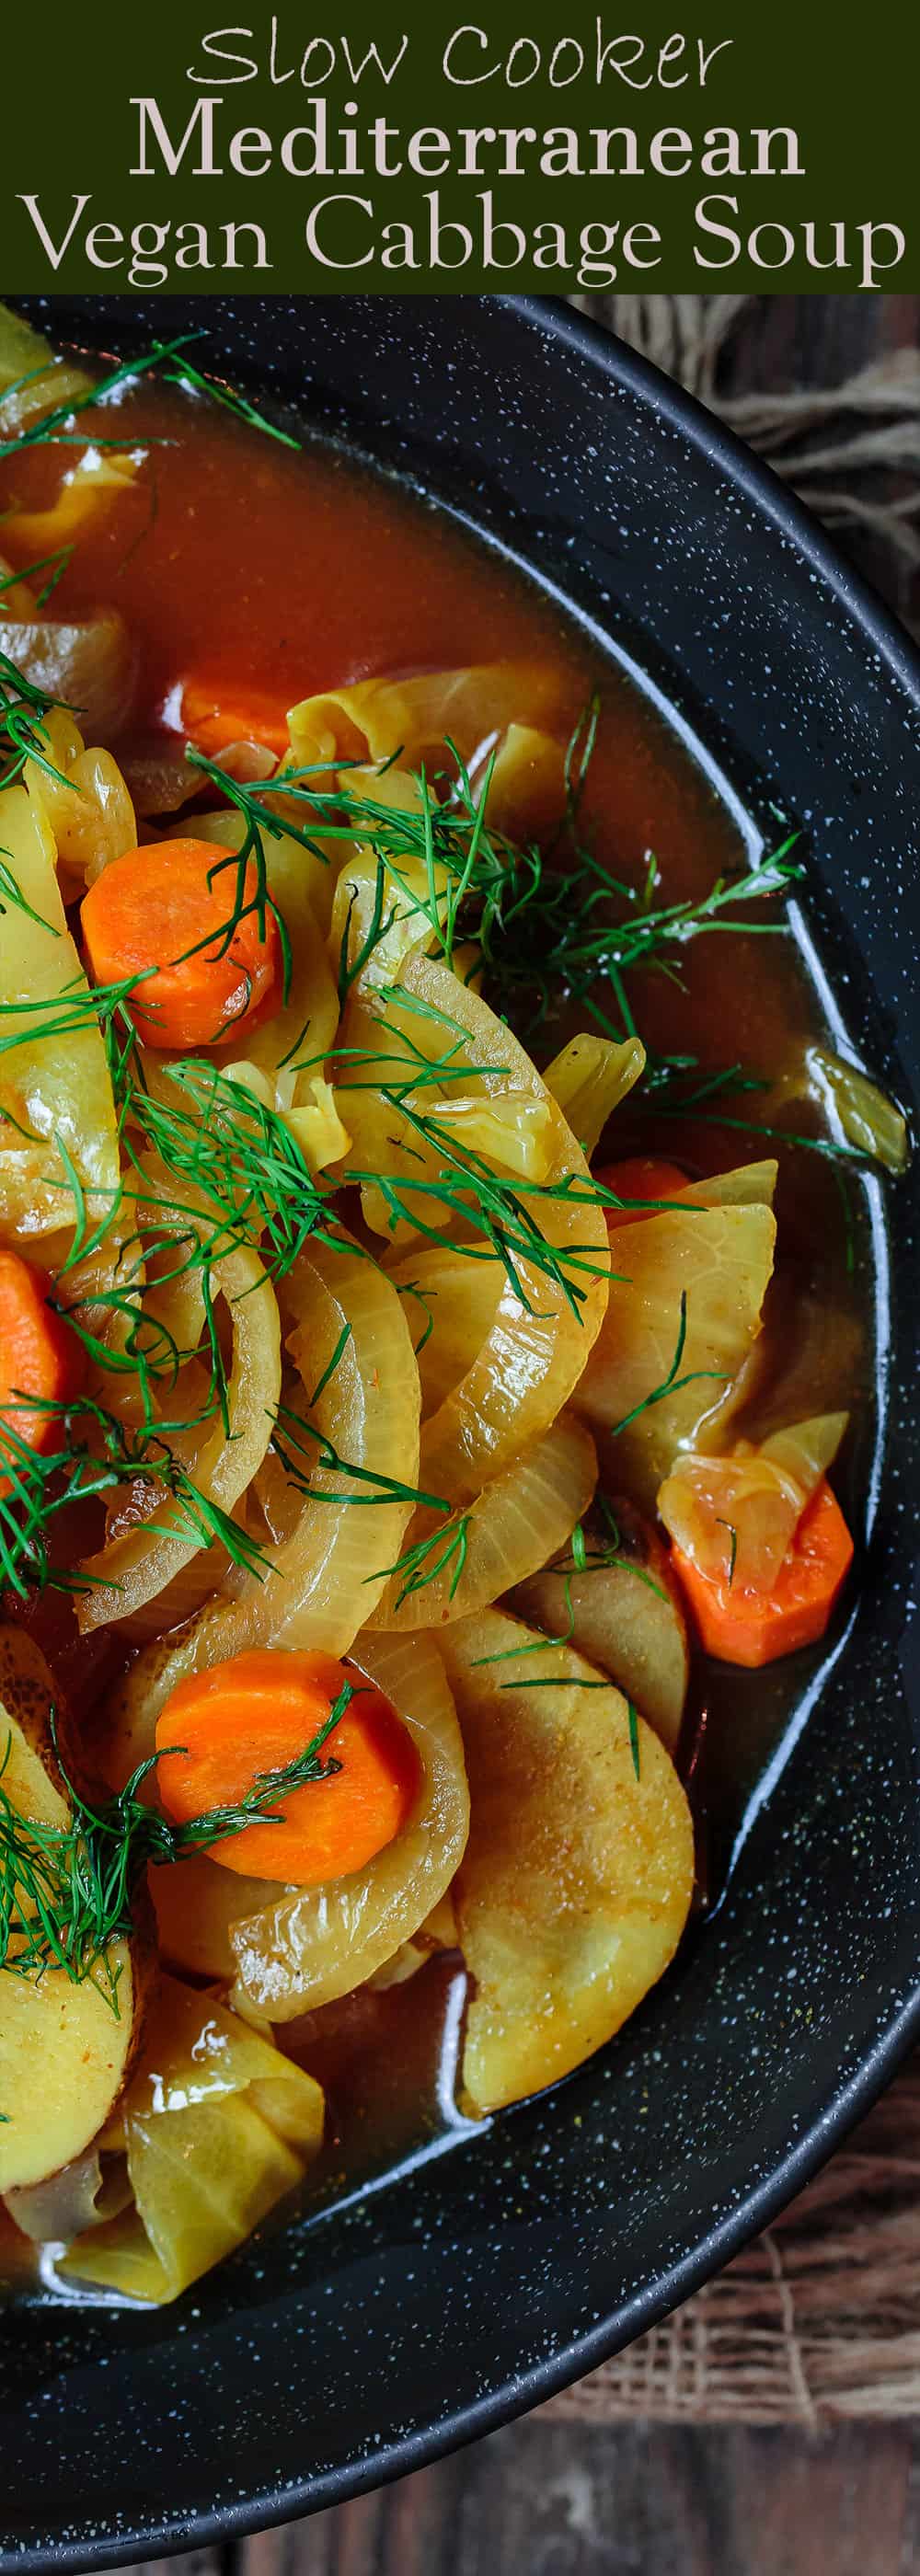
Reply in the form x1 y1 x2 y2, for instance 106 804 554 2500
155 1647 420 1885
0 1251 84 1494
670 1478 853 1668
594 1156 690 1226
179 674 292 760
80 838 282 1052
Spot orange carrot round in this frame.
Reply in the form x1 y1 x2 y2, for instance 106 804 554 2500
80 839 282 1052
594 1156 690 1226
670 1478 854 1668
0 1251 84 1493
155 1648 420 1885
180 674 292 760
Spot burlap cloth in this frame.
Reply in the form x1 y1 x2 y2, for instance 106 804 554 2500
545 293 920 2429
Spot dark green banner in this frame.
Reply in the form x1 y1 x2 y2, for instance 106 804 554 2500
2 4 917 293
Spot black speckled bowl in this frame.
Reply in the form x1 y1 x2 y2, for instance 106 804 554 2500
3 295 920 2573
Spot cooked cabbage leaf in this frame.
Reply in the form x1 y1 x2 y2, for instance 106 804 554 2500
61 1974 324 2302
441 1609 694 2114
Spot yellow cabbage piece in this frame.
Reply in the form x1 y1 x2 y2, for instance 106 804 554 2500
287 662 565 776
544 1033 646 1159
658 1412 848 1592
24 710 137 893
576 1189 777 1510
0 303 94 432
809 1046 909 1175
4 613 138 746
61 1975 324 2303
0 782 121 1242
328 765 444 996
440 1609 694 2113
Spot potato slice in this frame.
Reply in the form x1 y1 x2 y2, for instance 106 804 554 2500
576 1200 776 1509
0 1627 143 2191
511 1497 689 1754
440 1610 694 2114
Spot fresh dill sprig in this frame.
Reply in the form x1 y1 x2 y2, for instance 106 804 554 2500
122 1060 338 1280
270 1397 451 1522
375 1509 471 1612
0 332 199 461
346 1129 608 1321
0 1393 273 1601
0 849 59 931
627 1699 641 1779
715 1517 739 1587
156 343 300 449
0 1683 351 2007
395 1277 439 1356
192 727 801 1063
0 329 298 465
557 1496 669 1602
607 1290 728 1442
0 646 73 795
637 1097 877 1167
0 546 75 609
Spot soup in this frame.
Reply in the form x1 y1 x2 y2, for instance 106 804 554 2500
0 309 905 2307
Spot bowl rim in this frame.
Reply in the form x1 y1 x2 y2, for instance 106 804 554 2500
6 288 920 2571
531 292 920 706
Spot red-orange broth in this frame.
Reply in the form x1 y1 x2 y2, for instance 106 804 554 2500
3 375 873 2300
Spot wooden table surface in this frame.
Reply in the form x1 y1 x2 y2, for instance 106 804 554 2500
95 292 920 2574
120 2417 920 2576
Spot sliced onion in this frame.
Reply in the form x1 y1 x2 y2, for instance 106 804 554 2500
117 735 211 820
371 1410 597 1631
5 2152 109 2245
208 740 278 786
227 1628 470 2020
75 1238 282 1632
676 1160 778 1210
387 1247 504 1419
340 955 609 1503
102 1237 422 1770
328 766 441 995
